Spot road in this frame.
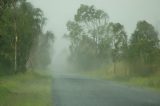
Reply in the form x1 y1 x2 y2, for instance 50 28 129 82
52 73 160 106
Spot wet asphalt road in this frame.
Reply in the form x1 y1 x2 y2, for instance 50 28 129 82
53 74 160 106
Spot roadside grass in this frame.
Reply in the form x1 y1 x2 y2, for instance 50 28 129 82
82 64 160 91
0 70 52 106
127 74 160 90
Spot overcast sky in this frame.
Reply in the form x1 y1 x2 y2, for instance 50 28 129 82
28 0 160 70
29 0 160 34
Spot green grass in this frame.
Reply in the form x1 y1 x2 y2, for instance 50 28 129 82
0 71 52 106
127 75 160 90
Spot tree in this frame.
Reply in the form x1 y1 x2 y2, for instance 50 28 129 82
33 31 55 69
75 4 109 55
0 0 53 74
0 0 13 15
130 21 159 63
108 22 128 73
0 1 16 73
129 20 159 74
66 4 110 70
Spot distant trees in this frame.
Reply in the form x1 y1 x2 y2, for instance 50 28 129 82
0 0 54 75
66 4 160 76
66 4 128 70
66 4 110 69
31 31 54 69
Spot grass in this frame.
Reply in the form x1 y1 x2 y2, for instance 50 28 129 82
127 75 160 90
0 70 53 106
81 64 160 91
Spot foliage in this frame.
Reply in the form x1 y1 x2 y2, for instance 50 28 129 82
66 4 110 69
0 0 54 74
129 21 159 75
31 31 55 69
66 4 160 77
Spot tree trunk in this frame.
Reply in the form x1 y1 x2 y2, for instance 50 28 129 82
12 0 18 72
113 62 116 75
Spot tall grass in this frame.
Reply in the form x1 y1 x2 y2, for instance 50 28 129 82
83 62 160 90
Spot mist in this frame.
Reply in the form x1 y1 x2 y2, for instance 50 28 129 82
1 0 160 105
28 0 160 74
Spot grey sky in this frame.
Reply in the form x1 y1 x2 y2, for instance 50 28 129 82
28 0 160 70
29 0 160 34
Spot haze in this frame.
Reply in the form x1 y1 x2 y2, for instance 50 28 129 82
28 0 160 72
1 0 160 105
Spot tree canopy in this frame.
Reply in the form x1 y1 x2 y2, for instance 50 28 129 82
65 4 160 75
0 0 54 74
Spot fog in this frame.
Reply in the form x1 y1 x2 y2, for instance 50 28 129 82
28 0 160 72
1 1 160 105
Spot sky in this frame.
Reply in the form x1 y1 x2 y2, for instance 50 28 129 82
28 0 160 71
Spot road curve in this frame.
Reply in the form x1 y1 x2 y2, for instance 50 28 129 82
52 73 160 106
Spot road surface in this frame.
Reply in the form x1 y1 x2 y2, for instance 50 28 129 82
52 73 160 106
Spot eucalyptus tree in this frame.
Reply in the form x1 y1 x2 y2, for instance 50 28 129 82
66 21 83 55
74 4 109 55
130 21 159 63
0 0 51 74
66 4 110 69
0 0 13 15
129 20 159 74
108 22 128 73
0 0 16 73
66 21 96 69
15 0 46 72
33 31 55 69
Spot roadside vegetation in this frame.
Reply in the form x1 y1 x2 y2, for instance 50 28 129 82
0 71 52 106
65 4 160 90
82 66 160 91
0 0 54 74
0 0 54 105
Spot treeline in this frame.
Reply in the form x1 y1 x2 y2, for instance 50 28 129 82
65 4 160 76
0 0 54 75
